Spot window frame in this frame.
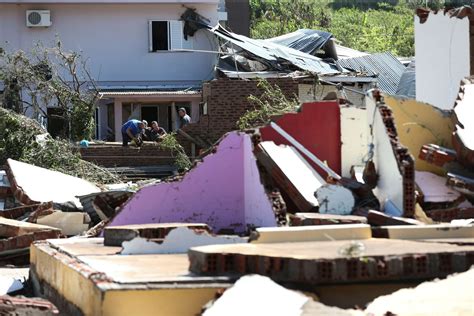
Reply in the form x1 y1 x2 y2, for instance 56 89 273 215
148 20 194 53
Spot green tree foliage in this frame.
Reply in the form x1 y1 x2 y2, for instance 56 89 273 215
0 41 98 141
250 0 415 56
237 79 299 129
0 107 120 184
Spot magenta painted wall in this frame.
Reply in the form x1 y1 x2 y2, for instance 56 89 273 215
108 132 277 233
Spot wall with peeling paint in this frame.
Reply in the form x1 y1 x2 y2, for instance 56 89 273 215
415 12 470 110
385 96 454 175
108 132 277 233
340 106 369 177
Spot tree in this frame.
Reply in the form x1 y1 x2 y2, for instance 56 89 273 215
0 40 98 141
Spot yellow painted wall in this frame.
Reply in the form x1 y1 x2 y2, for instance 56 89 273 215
31 244 103 315
385 96 454 175
31 243 224 316
102 288 222 316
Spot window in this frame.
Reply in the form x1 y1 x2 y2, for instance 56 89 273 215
148 20 193 52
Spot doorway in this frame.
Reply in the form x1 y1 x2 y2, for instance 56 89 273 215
141 106 158 124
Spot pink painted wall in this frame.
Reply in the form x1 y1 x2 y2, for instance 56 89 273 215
260 101 342 176
108 132 277 233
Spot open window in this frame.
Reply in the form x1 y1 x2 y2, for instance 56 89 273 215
149 20 193 52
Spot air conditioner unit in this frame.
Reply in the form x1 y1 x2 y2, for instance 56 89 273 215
26 10 51 27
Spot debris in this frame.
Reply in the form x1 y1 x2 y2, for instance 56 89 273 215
315 184 355 215
0 217 60 238
104 223 210 246
6 159 100 210
365 268 474 316
107 132 278 234
416 171 463 209
371 223 474 240
0 295 59 315
453 78 474 168
249 224 371 243
367 210 424 226
36 211 90 236
77 190 133 225
202 275 364 316
255 141 325 212
290 213 367 226
120 227 246 255
189 239 474 284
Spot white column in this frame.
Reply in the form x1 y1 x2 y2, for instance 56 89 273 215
171 101 177 131
114 99 123 142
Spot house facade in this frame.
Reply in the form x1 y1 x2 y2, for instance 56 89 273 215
0 0 220 140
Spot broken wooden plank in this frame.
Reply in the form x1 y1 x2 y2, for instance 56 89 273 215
249 224 371 243
255 141 325 212
0 217 60 238
371 224 474 239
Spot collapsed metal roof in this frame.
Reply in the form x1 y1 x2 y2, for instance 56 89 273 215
209 25 343 75
336 52 405 95
265 29 333 56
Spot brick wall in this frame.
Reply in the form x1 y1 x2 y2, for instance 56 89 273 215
80 143 175 167
178 78 299 154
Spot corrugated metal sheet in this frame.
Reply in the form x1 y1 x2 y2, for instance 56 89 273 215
336 52 405 95
266 29 333 55
210 25 342 75
99 90 201 97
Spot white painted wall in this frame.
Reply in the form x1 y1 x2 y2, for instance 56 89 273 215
340 106 368 177
0 2 219 83
366 95 404 215
415 13 470 110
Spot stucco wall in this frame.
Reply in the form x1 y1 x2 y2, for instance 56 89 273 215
415 12 470 110
0 3 218 83
385 95 454 175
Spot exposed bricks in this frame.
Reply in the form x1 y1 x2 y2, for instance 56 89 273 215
0 230 61 252
188 240 474 285
177 78 298 154
426 207 474 222
0 295 59 315
80 143 175 168
376 96 416 217
419 144 457 167
290 213 367 226
0 202 53 220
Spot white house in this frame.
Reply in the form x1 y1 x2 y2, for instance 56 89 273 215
0 0 221 140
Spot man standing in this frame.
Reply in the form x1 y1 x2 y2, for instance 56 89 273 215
177 108 191 129
121 119 145 147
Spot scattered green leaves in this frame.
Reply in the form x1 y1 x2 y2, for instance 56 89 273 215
237 79 299 130
0 107 120 184
158 133 192 171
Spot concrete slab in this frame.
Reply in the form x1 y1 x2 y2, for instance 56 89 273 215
415 171 462 203
30 238 232 316
189 239 474 285
6 159 100 209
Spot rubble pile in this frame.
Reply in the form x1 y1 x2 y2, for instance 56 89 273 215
1 5 474 316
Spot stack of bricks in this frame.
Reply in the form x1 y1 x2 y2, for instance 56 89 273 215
178 78 299 154
79 143 175 168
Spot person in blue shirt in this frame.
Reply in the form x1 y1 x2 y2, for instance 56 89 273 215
121 119 146 147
